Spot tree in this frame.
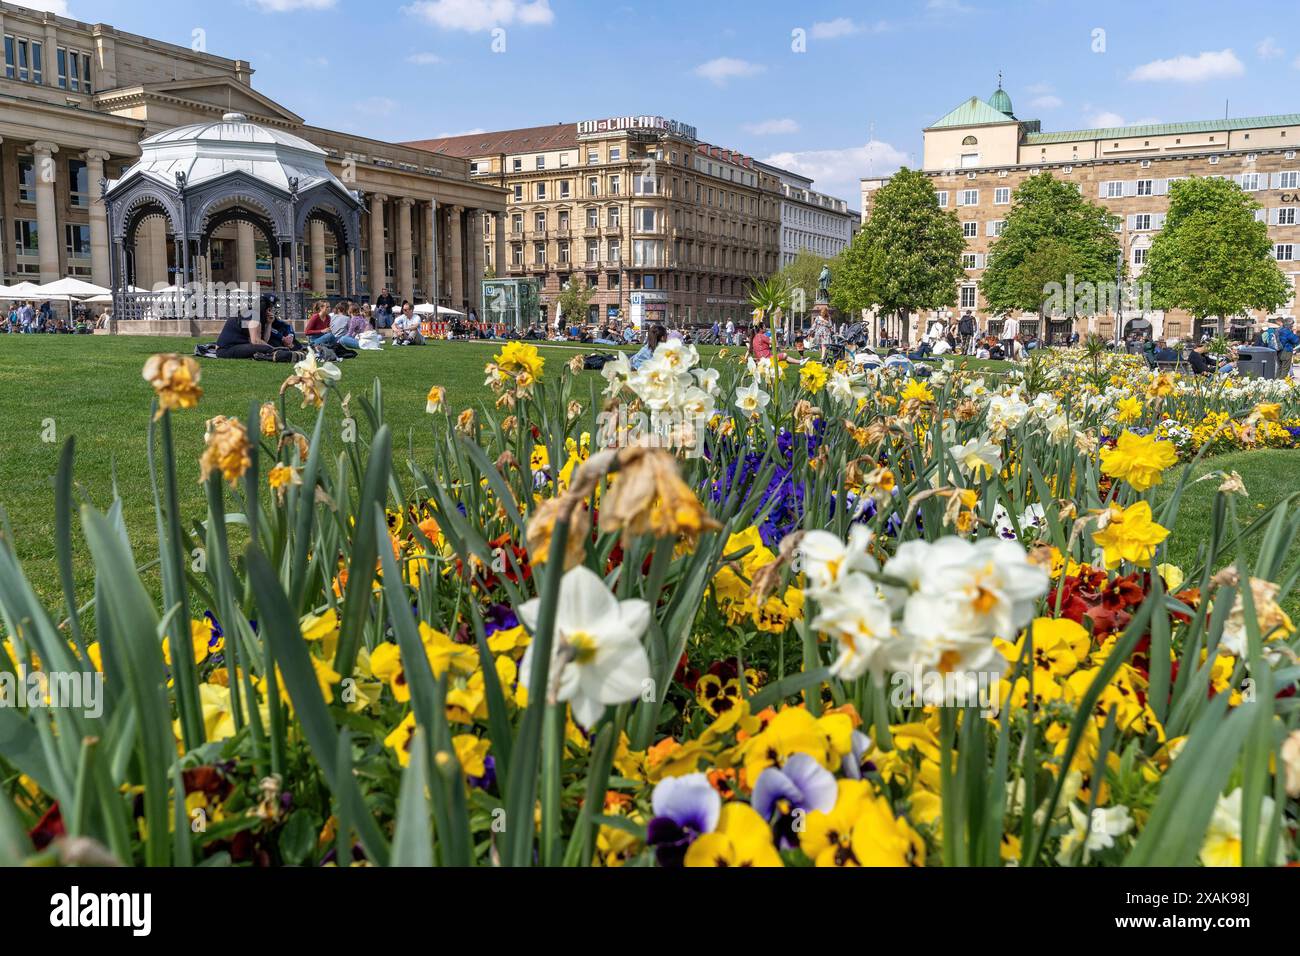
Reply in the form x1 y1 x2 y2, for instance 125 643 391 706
980 172 1120 336
778 249 836 321
830 168 964 346
1144 176 1290 338
555 277 595 325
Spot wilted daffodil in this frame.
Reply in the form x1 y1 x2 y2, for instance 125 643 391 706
199 415 251 486
142 353 203 420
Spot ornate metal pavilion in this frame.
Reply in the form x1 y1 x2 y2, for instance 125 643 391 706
103 111 363 323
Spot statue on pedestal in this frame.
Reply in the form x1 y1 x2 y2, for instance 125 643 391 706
817 263 831 304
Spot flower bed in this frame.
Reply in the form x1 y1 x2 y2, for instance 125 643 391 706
1 343 1297 868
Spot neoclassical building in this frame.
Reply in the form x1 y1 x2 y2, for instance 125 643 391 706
0 1 504 320
862 82 1300 342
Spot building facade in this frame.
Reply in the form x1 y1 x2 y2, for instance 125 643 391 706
862 83 1300 341
406 116 788 328
773 168 856 269
0 1 504 318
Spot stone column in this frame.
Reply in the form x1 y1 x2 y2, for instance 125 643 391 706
368 192 387 299
236 220 257 288
309 219 327 293
32 141 60 282
494 212 506 279
397 197 415 304
84 149 111 287
469 209 484 316
448 205 464 311
425 199 438 304
0 136 7 280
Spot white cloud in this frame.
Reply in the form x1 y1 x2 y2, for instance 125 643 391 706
694 57 764 86
1128 49 1244 82
7 0 72 12
1029 95 1062 110
764 140 908 204
744 118 800 135
1257 37 1284 60
1087 110 1127 128
403 0 554 32
434 127 487 138
355 96 398 116
248 0 336 11
811 18 859 39
407 52 444 65
1026 82 1054 95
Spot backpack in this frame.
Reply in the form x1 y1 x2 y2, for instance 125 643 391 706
584 352 616 370
1261 327 1280 350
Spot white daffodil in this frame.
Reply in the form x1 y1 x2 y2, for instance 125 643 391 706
517 565 651 728
827 370 867 406
600 352 632 397
950 435 1003 480
1200 788 1285 866
630 355 688 412
692 366 721 396
812 573 895 681
797 525 878 596
734 381 771 416
654 340 699 374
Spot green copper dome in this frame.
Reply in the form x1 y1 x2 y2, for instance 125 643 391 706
988 86 1014 117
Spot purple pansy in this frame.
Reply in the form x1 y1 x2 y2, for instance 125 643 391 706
752 753 837 849
646 773 721 867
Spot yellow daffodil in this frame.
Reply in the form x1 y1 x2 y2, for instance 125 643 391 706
1100 430 1178 491
1092 501 1170 568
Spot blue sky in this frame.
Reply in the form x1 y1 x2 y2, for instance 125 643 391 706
18 0 1300 203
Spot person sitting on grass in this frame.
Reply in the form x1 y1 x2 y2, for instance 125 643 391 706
345 305 369 344
304 302 336 346
392 304 425 345
216 297 279 360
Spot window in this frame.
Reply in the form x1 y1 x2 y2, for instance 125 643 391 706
511 213 523 233
633 239 663 266
963 221 978 238
1132 247 1147 265
14 219 39 256
634 208 657 232
559 180 570 199
962 253 983 269
65 223 91 276
534 212 546 232
1274 171 1299 189
607 206 620 228
610 175 621 196
609 147 621 162
557 210 569 231
960 285 977 309
586 207 598 228
558 241 570 264
68 159 89 208
536 182 547 200
987 219 1006 237
587 150 600 165
1136 179 1153 196
994 187 1010 205
512 244 523 266
935 190 949 208
586 239 599 262
513 184 523 202
633 173 657 195
4 35 43 83
607 239 621 262
1275 244 1295 262
535 156 546 170
1134 214 1152 231
559 153 570 168
57 48 93 93
17 156 36 203
958 189 978 206
1238 173 1261 191
587 176 599 197
513 158 523 172
533 242 546 265
1278 208 1298 226
1106 181 1124 199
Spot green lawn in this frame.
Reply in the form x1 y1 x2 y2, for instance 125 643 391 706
0 335 619 609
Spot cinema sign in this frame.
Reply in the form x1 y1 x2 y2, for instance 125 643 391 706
577 115 698 141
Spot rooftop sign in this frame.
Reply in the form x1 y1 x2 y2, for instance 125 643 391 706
577 116 697 142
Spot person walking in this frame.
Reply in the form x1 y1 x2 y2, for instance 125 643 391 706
958 311 977 354
1278 317 1299 379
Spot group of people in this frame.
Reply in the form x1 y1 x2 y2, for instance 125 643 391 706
4 300 101 335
